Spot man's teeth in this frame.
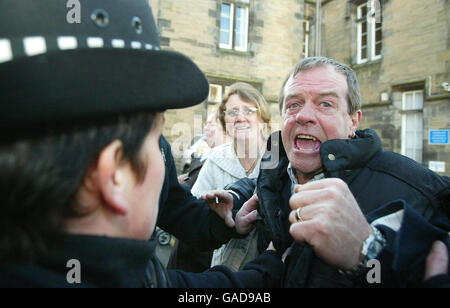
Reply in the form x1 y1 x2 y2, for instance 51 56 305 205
296 135 317 141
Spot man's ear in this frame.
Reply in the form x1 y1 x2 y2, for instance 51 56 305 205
349 110 362 138
96 140 129 216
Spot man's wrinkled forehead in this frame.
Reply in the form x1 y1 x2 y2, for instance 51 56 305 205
283 65 348 101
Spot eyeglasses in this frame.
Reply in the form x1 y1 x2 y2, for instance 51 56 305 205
225 107 258 118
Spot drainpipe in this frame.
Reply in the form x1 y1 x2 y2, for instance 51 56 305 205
315 0 321 56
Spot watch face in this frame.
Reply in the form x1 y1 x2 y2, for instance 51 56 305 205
366 229 386 260
361 233 375 258
343 228 386 277
367 240 380 260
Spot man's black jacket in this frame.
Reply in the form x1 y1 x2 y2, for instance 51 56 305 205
229 129 450 287
0 235 283 288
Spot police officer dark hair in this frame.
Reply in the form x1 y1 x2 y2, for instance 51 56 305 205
0 113 154 261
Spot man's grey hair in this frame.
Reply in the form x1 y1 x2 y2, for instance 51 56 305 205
278 57 362 114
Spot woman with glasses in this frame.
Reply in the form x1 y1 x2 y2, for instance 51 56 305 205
191 82 271 271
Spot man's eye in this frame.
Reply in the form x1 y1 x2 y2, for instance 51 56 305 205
288 103 299 110
321 102 332 108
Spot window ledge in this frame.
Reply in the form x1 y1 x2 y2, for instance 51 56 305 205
362 100 391 108
217 47 252 57
353 58 382 69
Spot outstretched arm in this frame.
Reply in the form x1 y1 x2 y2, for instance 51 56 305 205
202 192 259 235
157 137 242 250
168 242 283 288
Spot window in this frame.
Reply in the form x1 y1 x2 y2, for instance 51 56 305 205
357 1 382 64
219 3 233 49
206 76 262 106
372 13 382 60
224 86 231 96
219 2 249 52
357 3 368 63
401 90 423 163
301 20 310 58
208 84 223 103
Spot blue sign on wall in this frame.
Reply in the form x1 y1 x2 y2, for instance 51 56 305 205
429 130 449 145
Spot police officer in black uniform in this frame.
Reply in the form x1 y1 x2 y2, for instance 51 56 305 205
0 0 283 288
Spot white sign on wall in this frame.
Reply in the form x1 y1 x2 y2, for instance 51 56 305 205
428 161 446 173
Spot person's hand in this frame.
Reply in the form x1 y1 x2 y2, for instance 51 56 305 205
288 178 372 270
202 191 258 235
267 242 290 262
177 173 188 184
425 240 448 280
200 190 235 228
235 194 259 235
266 241 276 252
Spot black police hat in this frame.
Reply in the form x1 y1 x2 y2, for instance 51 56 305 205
0 0 209 129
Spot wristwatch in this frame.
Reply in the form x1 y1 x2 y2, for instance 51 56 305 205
341 225 386 278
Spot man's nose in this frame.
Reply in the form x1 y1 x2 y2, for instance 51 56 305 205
295 102 317 125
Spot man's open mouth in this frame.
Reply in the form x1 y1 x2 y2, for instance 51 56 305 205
294 134 322 152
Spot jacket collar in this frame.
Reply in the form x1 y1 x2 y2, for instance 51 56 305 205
39 234 157 287
262 128 382 179
319 128 382 177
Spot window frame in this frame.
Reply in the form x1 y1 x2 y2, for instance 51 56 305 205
356 1 382 64
401 90 424 163
206 76 263 105
219 3 234 50
371 6 382 60
208 84 223 103
219 1 249 52
302 20 310 58
233 5 249 52
357 2 369 64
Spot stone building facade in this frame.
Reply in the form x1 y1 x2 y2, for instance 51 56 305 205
317 0 450 175
149 0 449 175
149 0 307 168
